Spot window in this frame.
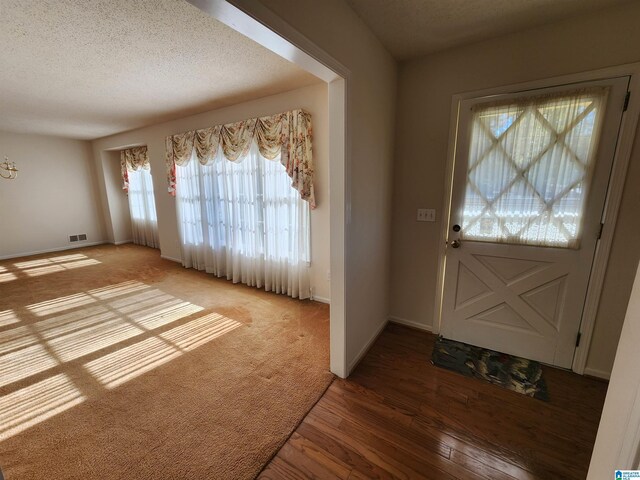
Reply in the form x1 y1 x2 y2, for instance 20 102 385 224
461 88 607 248
120 146 159 249
126 167 159 248
176 142 310 298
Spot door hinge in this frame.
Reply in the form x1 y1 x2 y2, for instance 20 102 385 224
576 332 582 347
624 91 631 112
597 222 604 240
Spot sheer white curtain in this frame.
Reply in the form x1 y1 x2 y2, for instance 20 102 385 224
176 142 310 298
127 168 159 248
461 88 607 248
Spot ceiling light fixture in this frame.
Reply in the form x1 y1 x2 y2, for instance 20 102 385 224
1 157 18 180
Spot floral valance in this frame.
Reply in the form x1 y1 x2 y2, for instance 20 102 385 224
120 146 149 193
165 109 315 208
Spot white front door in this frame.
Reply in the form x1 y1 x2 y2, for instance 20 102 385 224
441 77 629 368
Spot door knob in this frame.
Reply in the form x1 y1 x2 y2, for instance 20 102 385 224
452 224 461 232
450 239 461 248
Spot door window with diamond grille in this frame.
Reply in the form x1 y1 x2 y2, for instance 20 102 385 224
460 88 608 248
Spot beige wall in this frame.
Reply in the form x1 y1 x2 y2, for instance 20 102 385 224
101 150 132 245
242 0 398 370
92 83 332 301
0 131 106 258
390 1 640 376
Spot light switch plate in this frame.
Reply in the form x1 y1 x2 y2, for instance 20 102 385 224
417 209 436 222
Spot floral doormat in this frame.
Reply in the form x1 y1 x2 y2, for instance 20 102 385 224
431 337 549 401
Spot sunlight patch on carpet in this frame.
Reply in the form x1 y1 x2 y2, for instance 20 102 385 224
27 292 95 316
2 280 209 393
160 313 241 351
0 273 17 283
0 310 19 328
0 325 34 354
0 344 59 387
21 283 205 362
6 254 102 279
0 373 85 440
23 259 101 277
13 254 89 269
84 336 182 389
88 281 153 300
48 319 146 362
0 245 330 479
85 313 242 388
0 282 234 437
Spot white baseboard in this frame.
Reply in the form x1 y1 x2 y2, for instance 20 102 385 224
0 241 107 260
388 315 433 332
348 319 388 375
160 254 182 263
584 367 611 380
311 295 330 304
113 240 133 245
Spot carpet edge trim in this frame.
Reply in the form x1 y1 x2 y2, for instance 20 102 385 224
254 374 336 478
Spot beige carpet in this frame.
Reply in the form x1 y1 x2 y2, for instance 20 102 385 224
0 244 332 479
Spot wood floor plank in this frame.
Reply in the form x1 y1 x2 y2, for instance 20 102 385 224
320 386 452 460
262 325 606 480
405 405 538 479
429 396 596 477
276 440 350 480
347 470 383 480
284 432 352 479
310 404 487 480
306 408 450 480
295 422 395 480
447 449 525 480
414 393 577 479
260 457 310 480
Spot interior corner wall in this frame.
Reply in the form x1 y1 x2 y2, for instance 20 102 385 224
390 1 640 376
99 150 132 244
240 0 398 371
91 82 331 301
0 130 107 259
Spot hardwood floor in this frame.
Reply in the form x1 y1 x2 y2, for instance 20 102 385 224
260 323 609 479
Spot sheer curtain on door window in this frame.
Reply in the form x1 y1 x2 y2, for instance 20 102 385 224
127 168 160 248
461 88 608 248
176 142 310 299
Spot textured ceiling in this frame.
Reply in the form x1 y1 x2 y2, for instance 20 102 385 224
345 0 634 60
0 0 321 140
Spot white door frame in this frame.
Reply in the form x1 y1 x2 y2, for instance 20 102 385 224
587 261 640 477
186 0 352 377
434 62 640 374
